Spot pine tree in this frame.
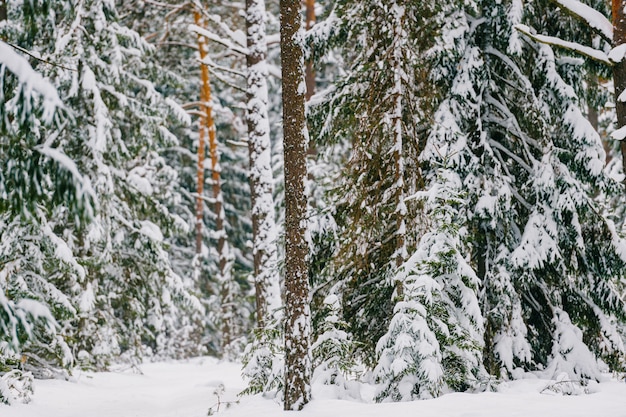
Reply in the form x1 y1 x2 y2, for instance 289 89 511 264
240 0 284 395
1 0 204 376
309 0 436 369
310 0 626 397
374 166 485 401
430 0 626 380
311 291 359 399
0 1 94 402
281 0 312 409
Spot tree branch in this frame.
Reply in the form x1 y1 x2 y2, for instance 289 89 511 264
515 24 611 66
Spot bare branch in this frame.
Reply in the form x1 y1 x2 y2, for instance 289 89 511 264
5 41 77 72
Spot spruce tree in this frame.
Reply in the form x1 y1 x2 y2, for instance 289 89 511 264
1 0 204 377
309 0 437 369
430 0 626 379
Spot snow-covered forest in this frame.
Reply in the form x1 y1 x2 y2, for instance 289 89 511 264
1 0 626 412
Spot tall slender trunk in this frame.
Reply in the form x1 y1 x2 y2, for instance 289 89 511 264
194 11 208 257
246 0 281 328
304 0 315 101
613 0 626 173
194 10 233 355
280 0 311 410
391 4 406 278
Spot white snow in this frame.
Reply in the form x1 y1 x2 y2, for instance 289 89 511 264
127 167 154 195
514 25 610 65
0 41 62 122
189 24 249 56
608 44 626 63
610 125 626 140
553 0 612 41
1 358 626 417
139 220 164 242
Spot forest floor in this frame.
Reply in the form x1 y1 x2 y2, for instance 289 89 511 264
1 357 626 417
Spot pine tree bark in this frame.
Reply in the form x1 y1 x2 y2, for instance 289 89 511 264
304 0 315 101
246 0 281 328
194 11 208 257
194 11 233 355
613 0 626 173
280 0 311 410
0 0 6 23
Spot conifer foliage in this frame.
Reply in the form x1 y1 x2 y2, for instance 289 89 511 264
310 0 626 402
2 0 626 410
0 0 202 403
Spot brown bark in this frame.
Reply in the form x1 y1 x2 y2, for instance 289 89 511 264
613 0 626 173
304 0 315 101
194 10 208 256
0 0 6 23
281 0 311 410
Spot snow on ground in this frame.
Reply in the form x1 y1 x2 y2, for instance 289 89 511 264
2 358 626 417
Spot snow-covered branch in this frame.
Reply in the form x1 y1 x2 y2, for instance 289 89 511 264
0 41 62 122
35 145 96 201
552 0 612 41
514 24 611 66
204 13 246 49
189 24 249 55
201 55 246 78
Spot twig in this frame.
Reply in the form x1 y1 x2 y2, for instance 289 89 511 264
4 41 77 72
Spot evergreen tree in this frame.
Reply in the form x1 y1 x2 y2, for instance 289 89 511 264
0 1 93 402
311 0 626 398
241 0 284 395
374 166 485 401
430 0 626 379
281 0 312 409
309 0 437 368
1 0 204 379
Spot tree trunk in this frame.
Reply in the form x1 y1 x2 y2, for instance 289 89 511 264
0 0 6 23
391 4 406 280
194 10 208 257
280 0 311 410
194 10 234 356
246 0 281 329
613 0 626 173
304 0 315 101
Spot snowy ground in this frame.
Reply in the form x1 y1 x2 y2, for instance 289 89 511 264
2 358 626 417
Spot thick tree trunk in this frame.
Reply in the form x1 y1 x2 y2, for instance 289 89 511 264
246 0 281 328
280 0 311 410
613 0 626 173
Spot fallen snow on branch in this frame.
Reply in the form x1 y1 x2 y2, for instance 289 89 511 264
0 41 63 122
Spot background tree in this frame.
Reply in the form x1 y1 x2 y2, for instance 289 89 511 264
240 0 285 396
